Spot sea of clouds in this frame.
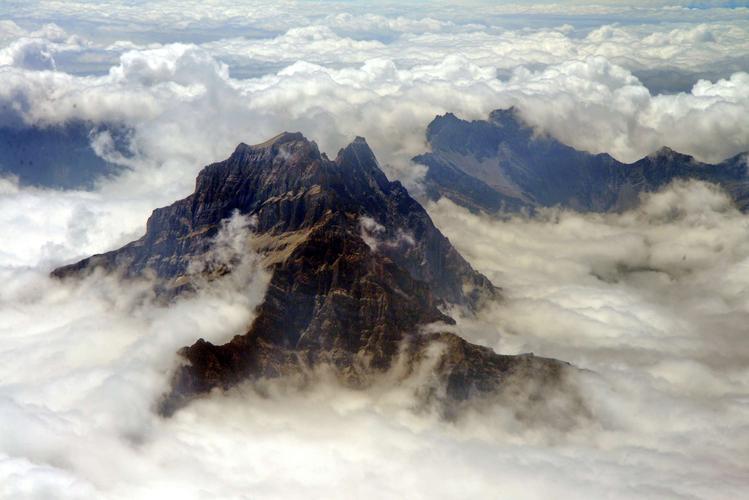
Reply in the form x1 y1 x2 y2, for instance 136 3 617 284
1 1 748 498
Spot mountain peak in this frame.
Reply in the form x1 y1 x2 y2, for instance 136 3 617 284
229 132 321 166
56 131 494 306
253 131 308 148
652 145 675 156
336 135 376 165
425 108 533 160
337 135 373 155
488 106 525 128
414 107 749 215
648 145 695 164
51 131 561 418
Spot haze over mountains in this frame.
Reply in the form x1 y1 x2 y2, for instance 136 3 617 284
0 121 123 189
6 106 748 222
415 107 749 214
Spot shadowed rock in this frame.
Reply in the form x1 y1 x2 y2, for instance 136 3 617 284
414 108 749 214
54 132 576 418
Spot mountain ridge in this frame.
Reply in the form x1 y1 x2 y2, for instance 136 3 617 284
414 108 749 214
53 132 579 419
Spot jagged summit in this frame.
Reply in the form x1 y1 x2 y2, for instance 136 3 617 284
653 145 676 156
488 106 526 128
53 132 573 418
231 133 374 171
56 132 495 305
649 145 695 164
252 130 308 148
224 131 323 172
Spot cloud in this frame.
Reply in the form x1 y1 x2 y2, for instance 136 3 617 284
2 180 749 498
203 26 388 66
1 41 747 204
0 38 58 70
423 180 749 498
360 215 415 252
0 8 747 205
0 23 88 71
0 4 748 498
0 213 270 498
501 59 749 162
0 16 747 188
194 20 749 82
5 1 748 32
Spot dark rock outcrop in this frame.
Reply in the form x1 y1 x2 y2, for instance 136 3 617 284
415 108 749 214
54 132 574 417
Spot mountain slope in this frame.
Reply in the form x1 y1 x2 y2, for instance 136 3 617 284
414 108 749 213
54 132 576 417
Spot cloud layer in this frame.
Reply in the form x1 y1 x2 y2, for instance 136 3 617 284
3 182 749 499
428 181 749 498
1 2 749 498
2 16 748 206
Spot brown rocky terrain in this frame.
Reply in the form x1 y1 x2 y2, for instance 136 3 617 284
54 132 577 418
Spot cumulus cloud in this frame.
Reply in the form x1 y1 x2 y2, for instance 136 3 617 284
0 23 87 71
1 2 749 498
360 215 415 252
1 15 748 195
0 210 270 498
5 1 748 32
3 179 749 498
503 59 749 162
425 181 749 497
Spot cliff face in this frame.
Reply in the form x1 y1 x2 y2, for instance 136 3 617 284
54 132 574 417
55 132 493 306
415 108 749 214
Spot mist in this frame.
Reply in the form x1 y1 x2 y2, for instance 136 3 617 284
1 1 749 498
1 180 747 498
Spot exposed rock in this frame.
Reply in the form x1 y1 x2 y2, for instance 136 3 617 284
54 132 575 418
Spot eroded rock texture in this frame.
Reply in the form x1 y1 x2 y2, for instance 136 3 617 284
54 132 575 417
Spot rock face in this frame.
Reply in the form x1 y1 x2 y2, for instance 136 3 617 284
414 108 749 213
54 132 574 417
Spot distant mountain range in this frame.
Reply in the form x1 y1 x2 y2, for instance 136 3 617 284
0 121 123 189
414 108 749 214
5 109 746 215
53 132 577 417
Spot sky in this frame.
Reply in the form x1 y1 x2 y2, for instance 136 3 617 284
0 1 748 498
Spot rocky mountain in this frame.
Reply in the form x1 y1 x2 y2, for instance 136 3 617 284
414 108 749 214
0 121 124 189
53 132 576 418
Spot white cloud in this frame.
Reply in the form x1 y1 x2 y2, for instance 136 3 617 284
502 59 749 162
2 181 749 498
1 3 748 498
0 23 89 71
0 214 270 498
204 25 388 66
0 29 746 278
193 20 749 79
423 180 749 498
0 38 58 70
